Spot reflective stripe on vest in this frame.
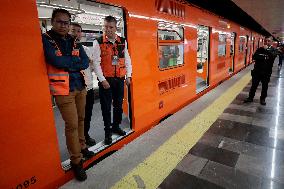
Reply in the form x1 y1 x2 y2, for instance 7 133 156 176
43 33 81 95
98 35 126 77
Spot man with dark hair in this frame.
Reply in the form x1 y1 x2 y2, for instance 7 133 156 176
70 22 82 31
104 15 117 24
51 8 71 22
93 15 132 145
42 9 94 181
244 36 277 105
69 22 97 146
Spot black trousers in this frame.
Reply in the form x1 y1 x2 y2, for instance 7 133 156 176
84 89 95 139
248 72 270 100
279 55 283 66
99 77 124 134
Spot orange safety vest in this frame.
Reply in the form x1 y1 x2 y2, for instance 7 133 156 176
43 33 81 95
98 35 126 77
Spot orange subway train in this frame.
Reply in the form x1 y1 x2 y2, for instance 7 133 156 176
0 0 265 188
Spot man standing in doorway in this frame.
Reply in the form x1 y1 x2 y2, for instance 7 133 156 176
42 9 94 181
69 23 97 146
244 36 277 105
93 16 132 145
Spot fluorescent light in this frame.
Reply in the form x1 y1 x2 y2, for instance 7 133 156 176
37 2 84 14
80 10 121 20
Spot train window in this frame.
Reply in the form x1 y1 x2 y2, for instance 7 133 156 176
197 26 209 69
158 30 182 40
247 45 250 56
37 0 132 169
239 44 244 52
158 22 184 69
239 36 246 52
230 33 235 55
196 25 210 93
229 32 236 73
218 34 226 56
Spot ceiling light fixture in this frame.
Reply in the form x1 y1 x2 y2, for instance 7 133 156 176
37 2 85 15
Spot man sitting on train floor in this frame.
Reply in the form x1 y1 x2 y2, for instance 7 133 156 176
244 36 277 105
93 15 132 145
42 8 94 181
69 22 97 146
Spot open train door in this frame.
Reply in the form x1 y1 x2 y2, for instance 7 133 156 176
244 35 249 66
252 37 255 54
37 0 133 170
229 32 236 74
196 25 210 93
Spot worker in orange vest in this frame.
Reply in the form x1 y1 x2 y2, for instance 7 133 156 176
42 9 94 181
93 16 132 145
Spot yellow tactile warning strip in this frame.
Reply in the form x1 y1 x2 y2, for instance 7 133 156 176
111 72 251 189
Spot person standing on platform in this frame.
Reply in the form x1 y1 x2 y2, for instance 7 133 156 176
93 16 132 145
277 44 284 70
244 36 277 105
42 9 94 181
69 23 97 146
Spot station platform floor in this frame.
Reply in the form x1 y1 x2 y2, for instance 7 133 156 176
61 60 284 189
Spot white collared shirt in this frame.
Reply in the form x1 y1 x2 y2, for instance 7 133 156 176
92 37 132 82
82 45 95 90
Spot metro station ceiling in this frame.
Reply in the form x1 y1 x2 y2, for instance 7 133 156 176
186 0 283 42
231 0 284 42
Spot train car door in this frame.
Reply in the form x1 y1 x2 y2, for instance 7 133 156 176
244 35 249 66
196 25 210 93
238 35 246 66
36 0 133 170
229 32 236 74
252 37 255 54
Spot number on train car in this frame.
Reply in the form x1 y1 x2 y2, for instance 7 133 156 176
11 176 37 189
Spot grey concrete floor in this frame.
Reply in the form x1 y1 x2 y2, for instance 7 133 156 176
60 64 252 189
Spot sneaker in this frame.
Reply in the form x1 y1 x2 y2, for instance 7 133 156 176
70 160 87 181
260 99 266 105
244 98 253 103
86 137 96 146
112 127 126 136
104 133 112 145
81 148 95 159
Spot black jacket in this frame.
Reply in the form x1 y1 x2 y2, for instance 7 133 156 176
252 47 276 76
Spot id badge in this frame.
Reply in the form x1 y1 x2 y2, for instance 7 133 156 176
112 55 118 65
55 50 62 56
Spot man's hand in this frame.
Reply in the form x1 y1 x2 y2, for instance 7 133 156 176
89 59 95 72
101 80 110 89
126 77 131 85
